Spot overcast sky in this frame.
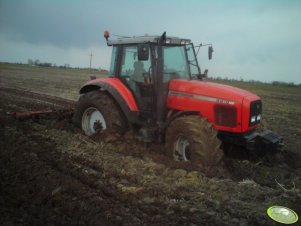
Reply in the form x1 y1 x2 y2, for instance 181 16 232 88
0 0 300 83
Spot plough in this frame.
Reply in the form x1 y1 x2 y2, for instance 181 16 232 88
9 109 74 120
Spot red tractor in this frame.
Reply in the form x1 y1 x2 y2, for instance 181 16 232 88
73 31 282 168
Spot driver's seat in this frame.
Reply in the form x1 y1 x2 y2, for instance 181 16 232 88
132 61 146 83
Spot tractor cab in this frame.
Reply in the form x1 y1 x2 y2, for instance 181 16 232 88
106 33 209 121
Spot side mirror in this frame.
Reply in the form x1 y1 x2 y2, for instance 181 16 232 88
208 46 214 60
137 44 149 61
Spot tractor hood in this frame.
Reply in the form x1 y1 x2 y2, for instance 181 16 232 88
168 79 258 103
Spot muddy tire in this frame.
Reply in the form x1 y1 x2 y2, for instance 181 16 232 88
165 115 223 168
73 91 127 136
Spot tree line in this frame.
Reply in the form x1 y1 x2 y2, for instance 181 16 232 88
208 76 301 87
27 59 70 68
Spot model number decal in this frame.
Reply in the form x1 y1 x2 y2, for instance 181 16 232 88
216 99 235 105
169 91 235 105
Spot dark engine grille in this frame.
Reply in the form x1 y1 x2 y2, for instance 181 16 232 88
249 100 262 126
214 105 237 128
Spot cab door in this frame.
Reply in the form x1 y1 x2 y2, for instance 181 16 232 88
118 45 153 113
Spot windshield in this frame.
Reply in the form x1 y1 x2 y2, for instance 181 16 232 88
163 46 190 82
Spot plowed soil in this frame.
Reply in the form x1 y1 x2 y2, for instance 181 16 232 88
0 65 301 226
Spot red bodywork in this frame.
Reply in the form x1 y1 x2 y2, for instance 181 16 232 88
83 78 260 133
167 80 260 133
85 78 138 111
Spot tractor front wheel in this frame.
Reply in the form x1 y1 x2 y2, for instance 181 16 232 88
73 91 127 136
165 115 223 168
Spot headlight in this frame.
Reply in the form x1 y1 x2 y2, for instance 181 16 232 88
249 100 262 126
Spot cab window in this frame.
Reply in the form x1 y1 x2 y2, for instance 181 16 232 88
120 46 151 92
163 46 190 82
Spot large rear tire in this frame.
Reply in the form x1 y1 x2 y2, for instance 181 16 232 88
73 91 127 136
165 115 223 168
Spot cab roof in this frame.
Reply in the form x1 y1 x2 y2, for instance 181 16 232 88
107 35 191 46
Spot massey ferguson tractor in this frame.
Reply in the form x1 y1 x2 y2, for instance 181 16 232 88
73 31 283 169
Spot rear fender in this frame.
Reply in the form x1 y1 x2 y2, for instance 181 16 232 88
164 110 200 129
79 78 140 124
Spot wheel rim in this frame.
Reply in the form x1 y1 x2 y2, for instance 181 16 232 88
174 135 191 161
82 107 107 136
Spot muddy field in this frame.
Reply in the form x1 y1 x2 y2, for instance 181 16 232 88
0 64 301 225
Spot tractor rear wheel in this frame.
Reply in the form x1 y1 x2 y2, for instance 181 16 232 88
73 91 127 136
165 115 223 168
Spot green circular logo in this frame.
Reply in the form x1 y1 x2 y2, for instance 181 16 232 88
267 206 298 224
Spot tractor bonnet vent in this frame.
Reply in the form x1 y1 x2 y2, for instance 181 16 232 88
214 105 237 128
